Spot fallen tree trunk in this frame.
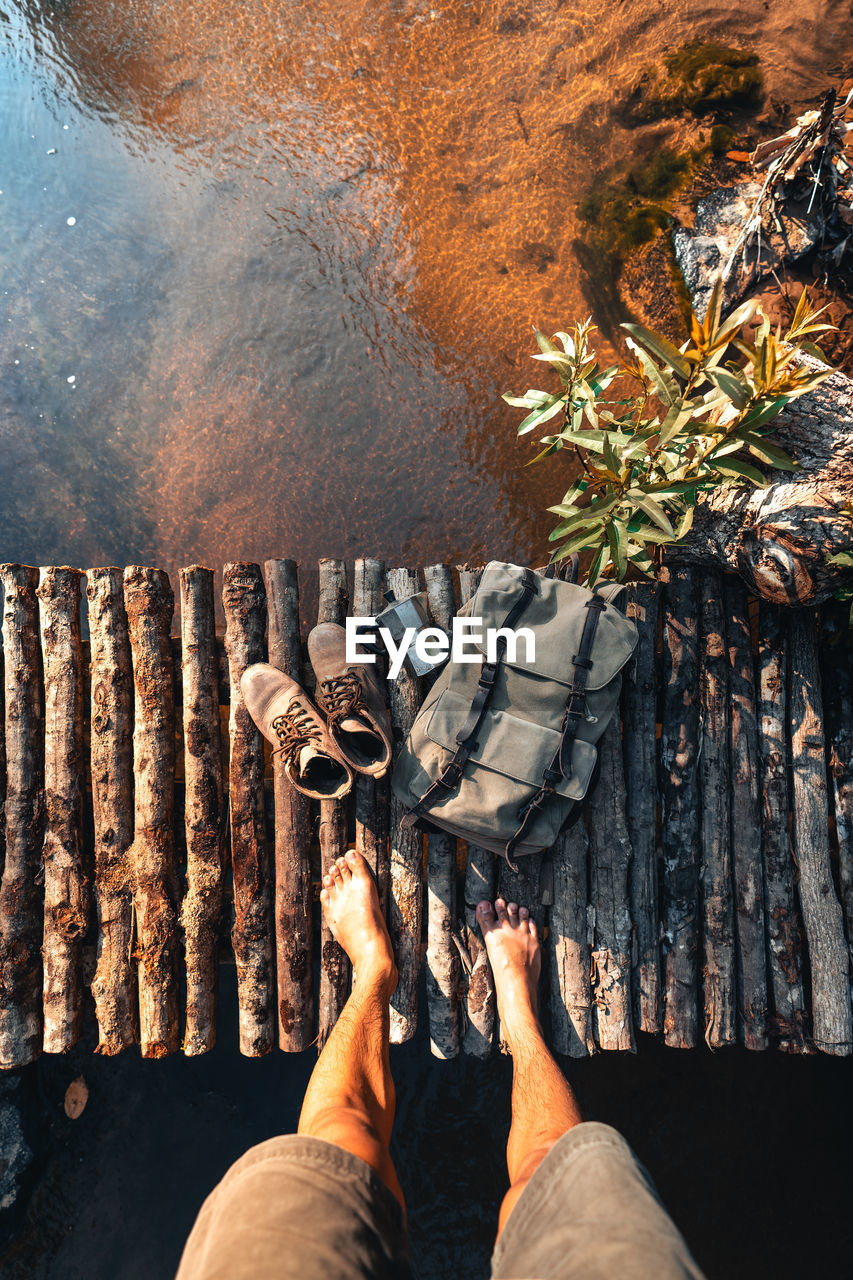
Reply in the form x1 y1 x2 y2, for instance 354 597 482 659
548 818 594 1057
353 558 389 915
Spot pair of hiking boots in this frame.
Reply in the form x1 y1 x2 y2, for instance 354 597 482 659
240 621 392 800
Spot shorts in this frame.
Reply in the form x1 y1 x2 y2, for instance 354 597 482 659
176 1121 705 1280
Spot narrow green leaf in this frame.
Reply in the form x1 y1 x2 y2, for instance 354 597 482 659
517 396 565 435
741 434 798 469
621 322 691 380
585 541 609 587
713 458 769 485
626 492 675 536
704 367 751 409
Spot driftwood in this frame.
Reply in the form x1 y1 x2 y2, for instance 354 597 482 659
423 563 461 1060
179 566 225 1056
264 559 313 1052
623 581 661 1034
725 577 768 1050
757 602 808 1051
222 563 274 1057
316 558 350 1048
86 568 137 1055
548 818 594 1057
588 720 635 1052
353 559 389 915
820 605 853 998
0 566 44 1068
698 572 735 1049
38 567 86 1054
124 566 179 1058
659 566 701 1048
386 567 424 1044
788 610 852 1055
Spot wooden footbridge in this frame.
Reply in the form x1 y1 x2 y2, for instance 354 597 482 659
0 558 850 1070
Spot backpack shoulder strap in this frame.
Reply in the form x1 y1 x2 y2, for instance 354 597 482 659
594 580 628 611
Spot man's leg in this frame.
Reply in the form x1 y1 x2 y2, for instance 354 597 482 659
300 849 404 1211
476 897 583 1236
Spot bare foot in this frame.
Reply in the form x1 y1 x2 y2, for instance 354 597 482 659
320 850 397 992
477 898 541 1047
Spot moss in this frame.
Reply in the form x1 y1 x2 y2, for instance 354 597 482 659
621 42 763 124
577 147 695 259
710 123 736 154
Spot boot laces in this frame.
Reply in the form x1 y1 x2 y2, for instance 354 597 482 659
319 671 364 726
271 700 324 770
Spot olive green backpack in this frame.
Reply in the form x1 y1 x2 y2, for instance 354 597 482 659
391 561 638 867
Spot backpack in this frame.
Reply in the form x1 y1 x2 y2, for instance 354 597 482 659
390 561 638 867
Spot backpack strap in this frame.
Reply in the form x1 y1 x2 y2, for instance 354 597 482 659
400 567 539 831
503 593 608 868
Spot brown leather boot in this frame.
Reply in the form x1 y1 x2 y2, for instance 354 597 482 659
240 663 353 800
308 622 392 777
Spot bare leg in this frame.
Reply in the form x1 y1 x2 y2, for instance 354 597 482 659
299 850 404 1211
478 897 583 1237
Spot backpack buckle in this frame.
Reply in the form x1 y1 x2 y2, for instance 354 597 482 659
437 759 465 789
478 660 498 689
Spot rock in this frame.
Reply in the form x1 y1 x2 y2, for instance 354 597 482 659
0 1071 35 1228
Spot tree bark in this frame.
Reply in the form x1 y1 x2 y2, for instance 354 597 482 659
386 567 424 1045
461 842 496 1057
86 567 137 1056
548 818 594 1057
623 581 661 1034
0 640 5 884
222 563 275 1057
588 720 635 1052
179 566 225 1056
698 572 735 1049
124 566 179 1058
788 609 852 1055
820 604 853 1007
353 559 389 915
725 577 768 1050
672 358 853 606
264 559 314 1052
0 565 44 1068
38 567 87 1054
423 563 461 1060
757 602 808 1052
660 565 700 1048
316 558 351 1050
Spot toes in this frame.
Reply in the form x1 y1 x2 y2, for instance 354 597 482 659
330 862 343 885
529 920 538 939
322 872 334 890
336 855 351 880
319 888 330 910
507 901 519 924
518 906 530 932
495 898 508 923
476 900 496 932
345 849 366 877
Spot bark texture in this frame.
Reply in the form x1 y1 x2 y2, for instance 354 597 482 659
316 558 351 1049
38 567 87 1053
820 605 853 1007
0 566 44 1067
461 842 496 1058
124 566 179 1058
660 566 700 1048
179 566 225 1056
757 603 808 1052
423 562 460 1060
698 572 735 1049
674 357 853 605
725 577 768 1050
86 567 137 1055
623 581 661 1034
588 720 635 1052
788 609 852 1055
549 818 594 1057
264 558 313 1052
386 567 424 1045
353 559 389 915
222 563 274 1057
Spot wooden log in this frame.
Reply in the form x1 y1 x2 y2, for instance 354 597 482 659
0 565 44 1068
549 819 594 1057
423 563 460 1060
38 567 87 1054
0 641 5 883
725 577 768 1050
623 581 661 1034
222 563 275 1057
316 558 351 1049
264 558 313 1052
588 719 635 1052
86 567 137 1056
698 572 735 1049
788 609 852 1055
820 604 853 1005
353 558 389 915
179 566 226 1056
757 602 808 1051
461 842 496 1058
386 566 424 1045
659 565 701 1048
124 566 179 1058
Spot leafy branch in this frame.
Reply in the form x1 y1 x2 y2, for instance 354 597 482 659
503 279 835 584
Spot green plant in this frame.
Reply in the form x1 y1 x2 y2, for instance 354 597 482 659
503 282 835 583
622 43 762 124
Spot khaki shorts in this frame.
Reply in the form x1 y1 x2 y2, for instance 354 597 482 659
176 1121 705 1280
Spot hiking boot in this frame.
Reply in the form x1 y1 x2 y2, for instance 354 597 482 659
240 663 353 800
308 622 392 777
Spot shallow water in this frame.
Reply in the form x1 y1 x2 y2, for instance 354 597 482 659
2 0 852 577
